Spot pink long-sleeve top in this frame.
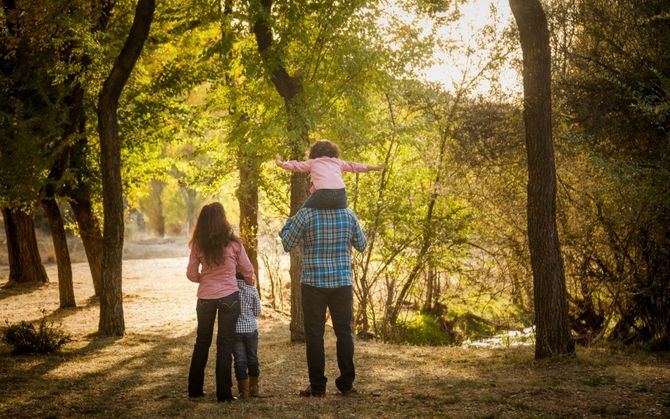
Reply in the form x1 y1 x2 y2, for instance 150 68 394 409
280 157 373 193
186 240 255 299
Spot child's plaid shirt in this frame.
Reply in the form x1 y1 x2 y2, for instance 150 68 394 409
235 279 261 333
279 208 367 288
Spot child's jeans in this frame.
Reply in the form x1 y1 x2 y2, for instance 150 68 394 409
303 188 348 209
232 330 259 380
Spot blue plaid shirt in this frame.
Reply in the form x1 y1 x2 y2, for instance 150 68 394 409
236 279 261 333
279 208 367 288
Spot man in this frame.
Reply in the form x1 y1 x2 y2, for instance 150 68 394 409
279 206 367 397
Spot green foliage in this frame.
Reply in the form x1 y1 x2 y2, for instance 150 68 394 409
2 314 71 355
394 313 459 346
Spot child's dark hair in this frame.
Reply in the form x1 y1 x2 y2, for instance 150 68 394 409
190 202 238 266
309 139 340 159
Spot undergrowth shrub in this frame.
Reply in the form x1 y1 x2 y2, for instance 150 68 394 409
394 313 462 346
2 313 71 354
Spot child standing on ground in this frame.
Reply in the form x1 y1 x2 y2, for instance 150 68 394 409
233 275 262 399
275 139 385 209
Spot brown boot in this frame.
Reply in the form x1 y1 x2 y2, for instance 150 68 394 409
249 376 259 397
237 379 250 399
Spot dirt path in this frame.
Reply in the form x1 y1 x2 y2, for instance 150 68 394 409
1 258 669 417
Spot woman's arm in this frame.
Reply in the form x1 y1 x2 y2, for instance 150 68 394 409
186 247 201 283
236 243 256 286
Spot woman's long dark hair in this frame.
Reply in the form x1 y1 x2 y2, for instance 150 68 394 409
190 202 238 266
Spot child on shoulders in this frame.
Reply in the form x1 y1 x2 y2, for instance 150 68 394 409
275 139 385 209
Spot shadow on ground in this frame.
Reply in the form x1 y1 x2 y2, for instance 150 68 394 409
1 257 669 417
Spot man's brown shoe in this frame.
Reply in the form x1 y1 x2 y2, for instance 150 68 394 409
339 387 359 396
299 385 326 397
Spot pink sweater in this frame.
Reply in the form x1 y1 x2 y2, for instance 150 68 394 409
280 157 373 193
187 240 255 299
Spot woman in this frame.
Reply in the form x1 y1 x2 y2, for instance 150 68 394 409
186 202 255 402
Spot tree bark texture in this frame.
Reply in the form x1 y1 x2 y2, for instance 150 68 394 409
40 132 76 307
509 0 574 359
1 207 49 285
97 0 155 336
41 198 76 307
236 146 261 295
252 0 310 342
69 189 103 297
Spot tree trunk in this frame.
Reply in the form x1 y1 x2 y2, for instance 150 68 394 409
252 0 310 342
41 198 76 307
286 100 310 343
40 125 76 307
70 193 103 296
509 0 574 359
145 179 165 237
97 0 155 336
180 186 198 234
236 145 261 295
1 207 49 285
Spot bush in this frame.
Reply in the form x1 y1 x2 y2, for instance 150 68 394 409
2 315 71 354
394 313 462 346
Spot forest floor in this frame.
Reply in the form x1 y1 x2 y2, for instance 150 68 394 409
1 256 670 418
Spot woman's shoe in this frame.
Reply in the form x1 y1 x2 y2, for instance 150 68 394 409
188 391 206 398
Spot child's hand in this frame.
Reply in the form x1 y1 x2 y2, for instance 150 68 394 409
371 163 386 171
275 154 284 166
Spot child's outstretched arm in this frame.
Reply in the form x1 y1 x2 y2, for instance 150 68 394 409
340 160 386 173
276 154 312 172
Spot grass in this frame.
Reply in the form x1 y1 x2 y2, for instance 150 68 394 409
1 257 670 417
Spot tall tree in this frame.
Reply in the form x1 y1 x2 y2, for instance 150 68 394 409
64 1 117 298
41 155 76 307
1 208 49 285
97 0 155 336
509 0 574 358
0 0 65 287
251 0 310 342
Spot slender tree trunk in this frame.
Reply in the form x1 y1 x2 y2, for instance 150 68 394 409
146 179 165 237
97 0 155 336
286 100 310 342
236 145 261 295
41 198 76 307
40 136 76 307
356 95 397 333
509 0 574 359
422 266 434 314
252 0 310 342
70 194 103 296
2 208 49 285
180 186 198 234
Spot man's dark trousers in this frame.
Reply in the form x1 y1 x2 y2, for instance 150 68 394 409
301 283 355 393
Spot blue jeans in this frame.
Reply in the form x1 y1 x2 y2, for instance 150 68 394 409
303 188 348 209
188 293 240 400
232 330 260 380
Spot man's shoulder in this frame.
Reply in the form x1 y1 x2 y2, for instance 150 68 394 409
302 207 356 217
